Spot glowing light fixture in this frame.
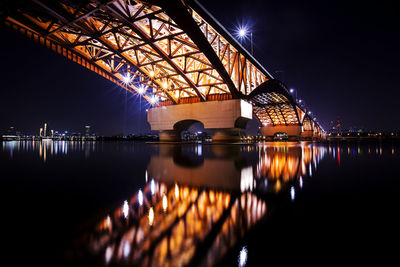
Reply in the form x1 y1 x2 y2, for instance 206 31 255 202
138 85 145 95
149 70 155 77
238 28 247 37
150 95 158 105
123 73 130 84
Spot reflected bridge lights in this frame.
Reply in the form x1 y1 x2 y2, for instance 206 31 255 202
123 200 129 219
138 189 144 206
175 183 179 199
290 186 295 201
148 207 154 226
162 194 168 212
238 246 248 267
150 179 155 195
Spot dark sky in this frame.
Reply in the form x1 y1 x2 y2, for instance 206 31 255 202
0 0 399 135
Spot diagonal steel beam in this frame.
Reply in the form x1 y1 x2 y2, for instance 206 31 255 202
106 3 206 102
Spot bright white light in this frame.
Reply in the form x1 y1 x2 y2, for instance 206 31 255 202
239 28 247 37
290 186 295 201
138 189 143 206
290 88 295 93
123 73 130 84
197 144 202 156
236 25 249 40
149 70 155 77
123 200 129 218
308 111 312 115
238 246 248 267
138 85 145 95
150 95 158 105
162 80 168 89
299 99 302 103
150 179 155 195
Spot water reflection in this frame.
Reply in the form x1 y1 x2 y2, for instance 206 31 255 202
68 142 327 266
2 141 397 162
1 140 97 161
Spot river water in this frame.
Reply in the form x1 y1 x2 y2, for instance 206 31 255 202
1 140 399 266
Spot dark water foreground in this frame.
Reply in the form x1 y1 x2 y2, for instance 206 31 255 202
0 141 399 266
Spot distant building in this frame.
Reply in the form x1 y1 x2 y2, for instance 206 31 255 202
85 125 91 137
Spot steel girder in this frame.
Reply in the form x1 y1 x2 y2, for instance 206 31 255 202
248 79 302 127
0 0 271 105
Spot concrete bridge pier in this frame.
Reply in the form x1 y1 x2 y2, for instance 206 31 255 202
158 130 180 141
148 99 252 142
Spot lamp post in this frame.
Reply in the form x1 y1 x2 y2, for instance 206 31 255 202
236 26 253 56
138 85 145 135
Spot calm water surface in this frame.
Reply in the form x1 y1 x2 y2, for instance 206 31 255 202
1 141 399 266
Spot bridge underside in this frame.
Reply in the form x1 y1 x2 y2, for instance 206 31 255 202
0 0 324 140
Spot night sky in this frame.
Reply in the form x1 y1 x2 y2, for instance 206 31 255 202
0 0 399 135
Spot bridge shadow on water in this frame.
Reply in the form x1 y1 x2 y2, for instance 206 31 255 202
63 142 324 266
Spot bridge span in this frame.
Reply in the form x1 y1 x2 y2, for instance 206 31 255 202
0 0 324 141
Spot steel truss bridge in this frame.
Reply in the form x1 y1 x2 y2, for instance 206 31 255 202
0 0 323 135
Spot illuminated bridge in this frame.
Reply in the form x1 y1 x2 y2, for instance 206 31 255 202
0 0 324 141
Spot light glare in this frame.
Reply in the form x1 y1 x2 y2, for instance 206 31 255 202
238 246 248 267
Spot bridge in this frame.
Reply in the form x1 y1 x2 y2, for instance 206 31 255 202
0 0 324 141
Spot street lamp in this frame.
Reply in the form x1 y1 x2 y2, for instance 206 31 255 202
235 25 253 55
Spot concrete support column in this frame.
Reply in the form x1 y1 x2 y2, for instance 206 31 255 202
159 130 180 141
147 99 252 142
208 128 241 142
